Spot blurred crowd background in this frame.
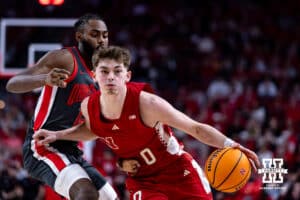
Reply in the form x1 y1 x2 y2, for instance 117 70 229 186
0 0 300 199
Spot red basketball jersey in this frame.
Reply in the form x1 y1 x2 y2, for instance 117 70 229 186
87 82 183 177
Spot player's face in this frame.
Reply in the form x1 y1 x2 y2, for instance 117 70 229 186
80 20 109 55
94 59 131 95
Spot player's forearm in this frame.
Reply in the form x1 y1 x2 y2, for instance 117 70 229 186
6 74 47 93
56 123 97 141
192 123 231 148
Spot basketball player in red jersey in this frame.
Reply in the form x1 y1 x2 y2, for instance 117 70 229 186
6 14 118 200
34 46 261 200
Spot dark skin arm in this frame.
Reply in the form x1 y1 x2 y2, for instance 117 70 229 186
6 49 73 93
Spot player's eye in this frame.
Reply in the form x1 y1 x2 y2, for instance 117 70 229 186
103 32 108 38
90 31 99 38
101 70 109 74
114 70 122 74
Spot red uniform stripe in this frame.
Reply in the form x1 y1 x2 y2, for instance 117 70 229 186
33 85 68 171
64 47 78 83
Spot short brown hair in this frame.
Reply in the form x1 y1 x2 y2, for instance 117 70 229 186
92 46 131 70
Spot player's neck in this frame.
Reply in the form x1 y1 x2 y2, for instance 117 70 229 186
80 52 93 70
78 46 93 70
100 87 127 120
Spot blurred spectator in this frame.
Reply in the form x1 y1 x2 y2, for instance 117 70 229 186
207 76 232 101
257 76 278 99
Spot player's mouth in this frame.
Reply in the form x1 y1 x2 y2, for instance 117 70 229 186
96 45 105 50
106 84 115 88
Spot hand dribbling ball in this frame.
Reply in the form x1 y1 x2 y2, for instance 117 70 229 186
204 147 251 193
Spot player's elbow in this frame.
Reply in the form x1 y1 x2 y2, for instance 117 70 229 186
6 78 31 93
6 80 16 93
6 82 22 93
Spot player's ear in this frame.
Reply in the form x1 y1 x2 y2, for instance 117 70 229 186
126 70 132 82
91 71 97 82
75 32 83 42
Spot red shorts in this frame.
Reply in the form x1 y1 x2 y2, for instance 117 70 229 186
126 152 213 200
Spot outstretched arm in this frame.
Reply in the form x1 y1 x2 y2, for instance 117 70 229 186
33 123 98 146
140 91 230 148
6 49 72 93
34 97 97 145
140 91 261 170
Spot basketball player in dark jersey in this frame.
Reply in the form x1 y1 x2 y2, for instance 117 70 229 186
6 14 118 200
34 46 261 200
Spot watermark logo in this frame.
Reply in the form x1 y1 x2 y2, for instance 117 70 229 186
258 158 288 189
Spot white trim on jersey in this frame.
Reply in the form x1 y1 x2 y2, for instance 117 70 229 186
34 86 58 128
31 139 71 175
33 86 45 120
154 122 169 145
155 122 182 155
191 160 211 194
167 136 182 155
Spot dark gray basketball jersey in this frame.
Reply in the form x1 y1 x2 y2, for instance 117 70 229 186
28 46 98 154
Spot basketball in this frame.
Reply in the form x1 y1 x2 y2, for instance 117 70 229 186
204 147 251 193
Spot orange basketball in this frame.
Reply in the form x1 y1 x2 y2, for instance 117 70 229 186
204 147 251 193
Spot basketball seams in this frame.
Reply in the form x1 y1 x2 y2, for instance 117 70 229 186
220 155 251 192
212 148 232 185
205 147 252 193
215 150 242 189
222 164 251 192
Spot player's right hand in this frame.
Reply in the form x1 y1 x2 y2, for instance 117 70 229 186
45 68 70 88
230 143 261 172
33 129 57 146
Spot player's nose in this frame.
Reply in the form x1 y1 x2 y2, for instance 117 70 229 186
107 71 115 80
97 35 105 46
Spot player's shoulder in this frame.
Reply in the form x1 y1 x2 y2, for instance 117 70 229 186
81 96 89 108
45 48 72 60
83 91 101 106
40 48 73 70
80 96 90 115
81 91 101 117
127 82 155 93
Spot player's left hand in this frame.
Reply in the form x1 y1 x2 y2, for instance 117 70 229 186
231 143 261 172
117 159 141 175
